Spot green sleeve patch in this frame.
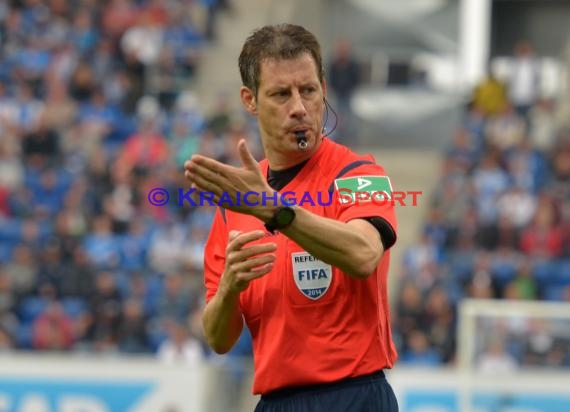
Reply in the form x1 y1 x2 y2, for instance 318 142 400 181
334 176 393 205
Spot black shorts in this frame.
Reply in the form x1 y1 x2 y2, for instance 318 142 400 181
254 370 399 412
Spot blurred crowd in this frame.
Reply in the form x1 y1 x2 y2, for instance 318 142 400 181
0 0 255 359
393 42 570 369
1 1 569 377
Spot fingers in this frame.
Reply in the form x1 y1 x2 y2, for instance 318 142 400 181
185 169 224 195
241 242 278 259
226 230 265 252
229 230 242 241
227 231 277 266
184 157 226 193
183 158 218 198
239 263 275 283
224 230 277 290
185 155 229 175
190 161 226 185
228 243 277 264
233 254 276 274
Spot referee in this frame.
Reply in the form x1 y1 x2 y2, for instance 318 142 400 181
185 23 399 412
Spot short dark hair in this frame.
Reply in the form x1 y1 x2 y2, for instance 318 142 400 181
238 24 324 97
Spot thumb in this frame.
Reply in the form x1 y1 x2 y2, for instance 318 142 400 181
238 139 258 170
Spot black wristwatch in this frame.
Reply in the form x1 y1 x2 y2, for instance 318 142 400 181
264 206 296 233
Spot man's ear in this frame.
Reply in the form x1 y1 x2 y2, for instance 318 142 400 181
321 78 328 99
240 86 257 115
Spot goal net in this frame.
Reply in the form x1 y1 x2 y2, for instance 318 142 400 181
457 298 570 412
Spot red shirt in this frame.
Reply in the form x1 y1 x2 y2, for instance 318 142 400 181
203 138 398 394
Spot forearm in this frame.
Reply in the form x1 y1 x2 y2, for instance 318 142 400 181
281 206 383 278
202 285 244 354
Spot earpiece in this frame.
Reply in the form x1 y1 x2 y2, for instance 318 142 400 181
322 97 338 138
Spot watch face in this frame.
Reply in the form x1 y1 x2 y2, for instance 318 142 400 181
276 207 295 226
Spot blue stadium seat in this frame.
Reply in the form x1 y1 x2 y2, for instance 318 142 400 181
15 323 34 349
61 297 88 319
143 276 164 317
532 260 558 283
23 170 42 193
147 321 169 353
543 286 564 301
490 262 518 288
447 254 474 283
0 219 22 243
506 340 525 362
441 285 460 307
0 242 14 262
554 259 570 286
18 297 49 324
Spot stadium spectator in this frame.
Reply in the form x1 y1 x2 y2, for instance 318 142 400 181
422 286 456 363
394 282 424 346
4 244 38 299
41 80 77 134
520 194 564 259
157 317 204 366
84 271 123 352
83 214 120 267
0 326 14 352
116 298 149 353
477 338 518 373
472 152 510 227
0 0 224 356
147 219 187 273
59 246 95 300
120 10 163 67
327 38 362 146
471 67 509 116
445 128 478 172
32 301 75 351
400 330 443 366
485 102 526 151
394 43 570 369
154 272 197 324
0 140 24 200
528 98 558 152
506 41 541 120
116 117 170 173
0 271 18 348
496 185 537 229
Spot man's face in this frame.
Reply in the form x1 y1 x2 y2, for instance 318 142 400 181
244 53 326 158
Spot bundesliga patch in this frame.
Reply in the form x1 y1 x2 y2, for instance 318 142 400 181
292 252 332 300
334 176 393 205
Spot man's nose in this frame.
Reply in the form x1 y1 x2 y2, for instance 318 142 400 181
289 90 307 118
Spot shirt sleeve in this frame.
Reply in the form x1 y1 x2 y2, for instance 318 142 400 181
203 208 228 303
329 162 398 249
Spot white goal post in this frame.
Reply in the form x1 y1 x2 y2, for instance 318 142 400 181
457 298 570 412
